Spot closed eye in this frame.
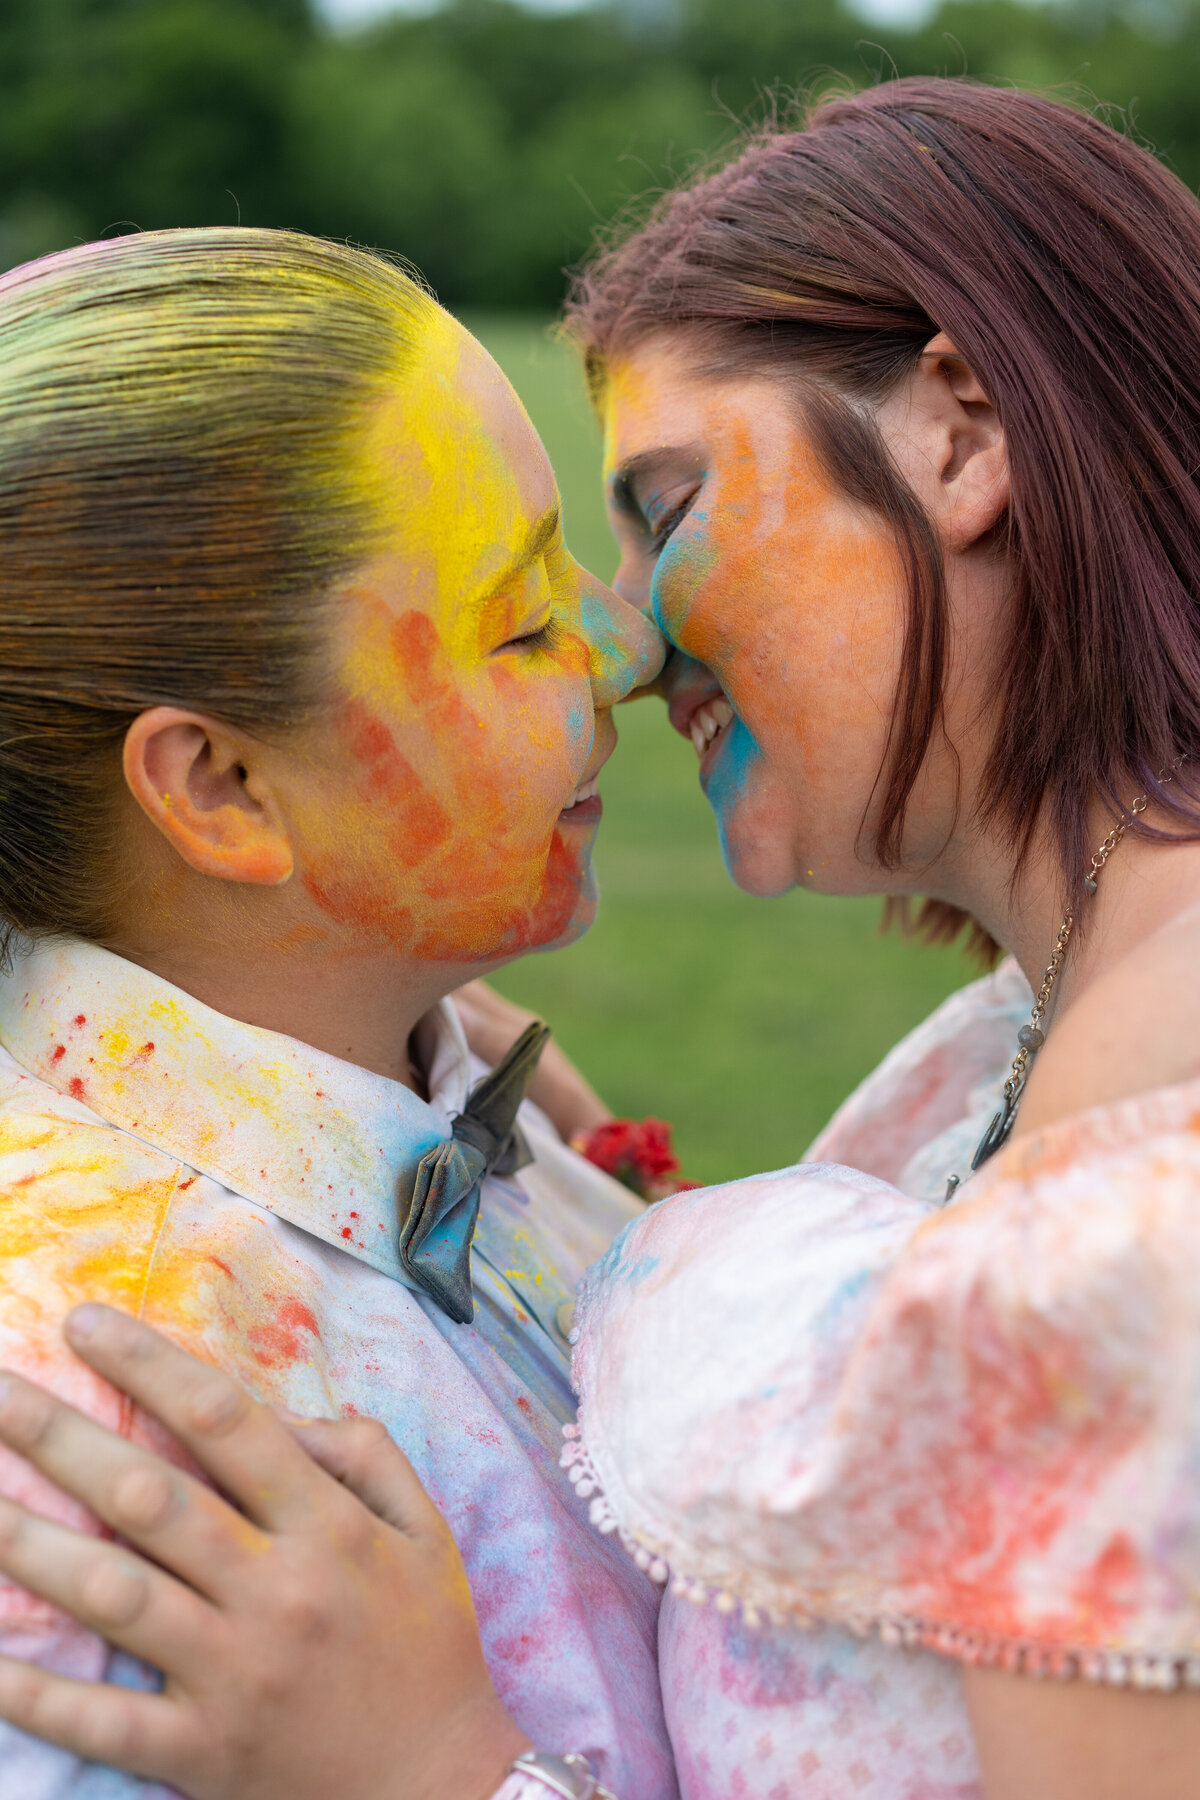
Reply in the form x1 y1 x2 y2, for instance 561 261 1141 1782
502 616 564 654
649 491 699 555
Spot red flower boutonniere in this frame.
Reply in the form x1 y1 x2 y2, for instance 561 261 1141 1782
570 1117 700 1204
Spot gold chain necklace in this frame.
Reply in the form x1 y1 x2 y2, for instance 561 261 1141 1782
944 773 1178 1203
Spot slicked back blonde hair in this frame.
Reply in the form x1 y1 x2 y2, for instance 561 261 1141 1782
0 227 436 949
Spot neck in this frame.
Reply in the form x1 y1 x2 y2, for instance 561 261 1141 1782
929 797 1200 1020
108 891 488 1091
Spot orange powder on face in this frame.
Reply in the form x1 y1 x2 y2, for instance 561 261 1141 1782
291 311 608 963
304 614 585 956
662 419 898 739
339 697 454 861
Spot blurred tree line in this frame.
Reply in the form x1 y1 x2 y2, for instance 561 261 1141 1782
2 0 1198 305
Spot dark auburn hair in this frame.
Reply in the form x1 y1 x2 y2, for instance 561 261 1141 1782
567 77 1200 946
0 227 433 952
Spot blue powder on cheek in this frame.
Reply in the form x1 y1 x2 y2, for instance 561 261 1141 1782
579 588 616 649
650 518 715 647
565 697 588 742
701 717 765 878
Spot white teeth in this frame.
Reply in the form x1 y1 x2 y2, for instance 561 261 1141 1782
689 697 734 758
563 776 599 810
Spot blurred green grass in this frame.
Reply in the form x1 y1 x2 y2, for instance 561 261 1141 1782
464 314 972 1185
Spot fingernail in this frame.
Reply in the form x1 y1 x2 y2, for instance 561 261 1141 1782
65 1304 106 1340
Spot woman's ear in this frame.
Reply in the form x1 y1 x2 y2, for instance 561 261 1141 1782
123 708 294 886
882 330 1010 553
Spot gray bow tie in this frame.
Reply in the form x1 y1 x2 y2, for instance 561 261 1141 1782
398 1020 550 1324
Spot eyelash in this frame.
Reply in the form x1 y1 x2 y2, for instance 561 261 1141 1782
509 616 564 654
648 493 698 555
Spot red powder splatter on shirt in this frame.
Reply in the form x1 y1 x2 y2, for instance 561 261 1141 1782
141 1042 155 1056
67 1076 86 1101
247 1298 321 1368
73 1015 86 1027
51 1045 65 1063
341 1226 353 1240
516 1396 533 1416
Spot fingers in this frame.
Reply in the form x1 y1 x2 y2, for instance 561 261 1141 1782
61 1305 331 1531
0 1650 197 1783
0 1369 268 1602
284 1416 446 1541
0 1491 219 1678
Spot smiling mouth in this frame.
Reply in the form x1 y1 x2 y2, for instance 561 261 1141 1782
663 658 736 766
559 774 603 824
562 774 600 811
687 696 734 761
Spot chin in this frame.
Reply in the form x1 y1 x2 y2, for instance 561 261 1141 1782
531 873 599 954
720 839 797 897
712 802 798 898
504 835 600 958
701 725 795 896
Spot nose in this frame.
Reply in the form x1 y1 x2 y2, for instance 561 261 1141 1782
576 566 667 707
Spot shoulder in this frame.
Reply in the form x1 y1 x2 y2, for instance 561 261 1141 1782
809 959 1031 1184
1018 902 1200 1137
0 1046 182 1396
572 1129 1200 1669
0 1045 182 1247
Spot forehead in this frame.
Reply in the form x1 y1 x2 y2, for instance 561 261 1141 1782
363 308 557 588
601 341 706 466
601 339 798 480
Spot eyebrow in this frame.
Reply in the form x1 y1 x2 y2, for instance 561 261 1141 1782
476 504 560 603
610 445 706 513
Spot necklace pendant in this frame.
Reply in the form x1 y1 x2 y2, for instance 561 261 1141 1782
971 1091 1017 1172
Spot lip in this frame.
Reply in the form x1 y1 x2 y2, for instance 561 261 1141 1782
558 713 617 822
558 792 603 826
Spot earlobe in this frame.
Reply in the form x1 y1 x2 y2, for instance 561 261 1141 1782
123 708 294 887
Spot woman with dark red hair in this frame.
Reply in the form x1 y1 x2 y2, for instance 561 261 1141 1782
0 77 1198 1800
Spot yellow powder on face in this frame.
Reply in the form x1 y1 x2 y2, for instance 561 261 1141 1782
291 313 611 962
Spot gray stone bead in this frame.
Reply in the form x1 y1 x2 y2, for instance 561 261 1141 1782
1017 1024 1045 1051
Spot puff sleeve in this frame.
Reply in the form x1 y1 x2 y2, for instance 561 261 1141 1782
566 1091 1200 1688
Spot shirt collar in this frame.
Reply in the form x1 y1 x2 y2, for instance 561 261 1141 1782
0 936 471 1285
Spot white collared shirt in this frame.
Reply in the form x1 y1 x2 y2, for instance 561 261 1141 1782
0 937 678 1799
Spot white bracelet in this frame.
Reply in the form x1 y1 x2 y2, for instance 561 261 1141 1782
491 1749 617 1800
491 1777 550 1800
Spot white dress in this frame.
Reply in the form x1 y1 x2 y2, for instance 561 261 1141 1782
563 963 1200 1796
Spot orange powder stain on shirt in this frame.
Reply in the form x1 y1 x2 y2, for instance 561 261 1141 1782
247 1296 322 1369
